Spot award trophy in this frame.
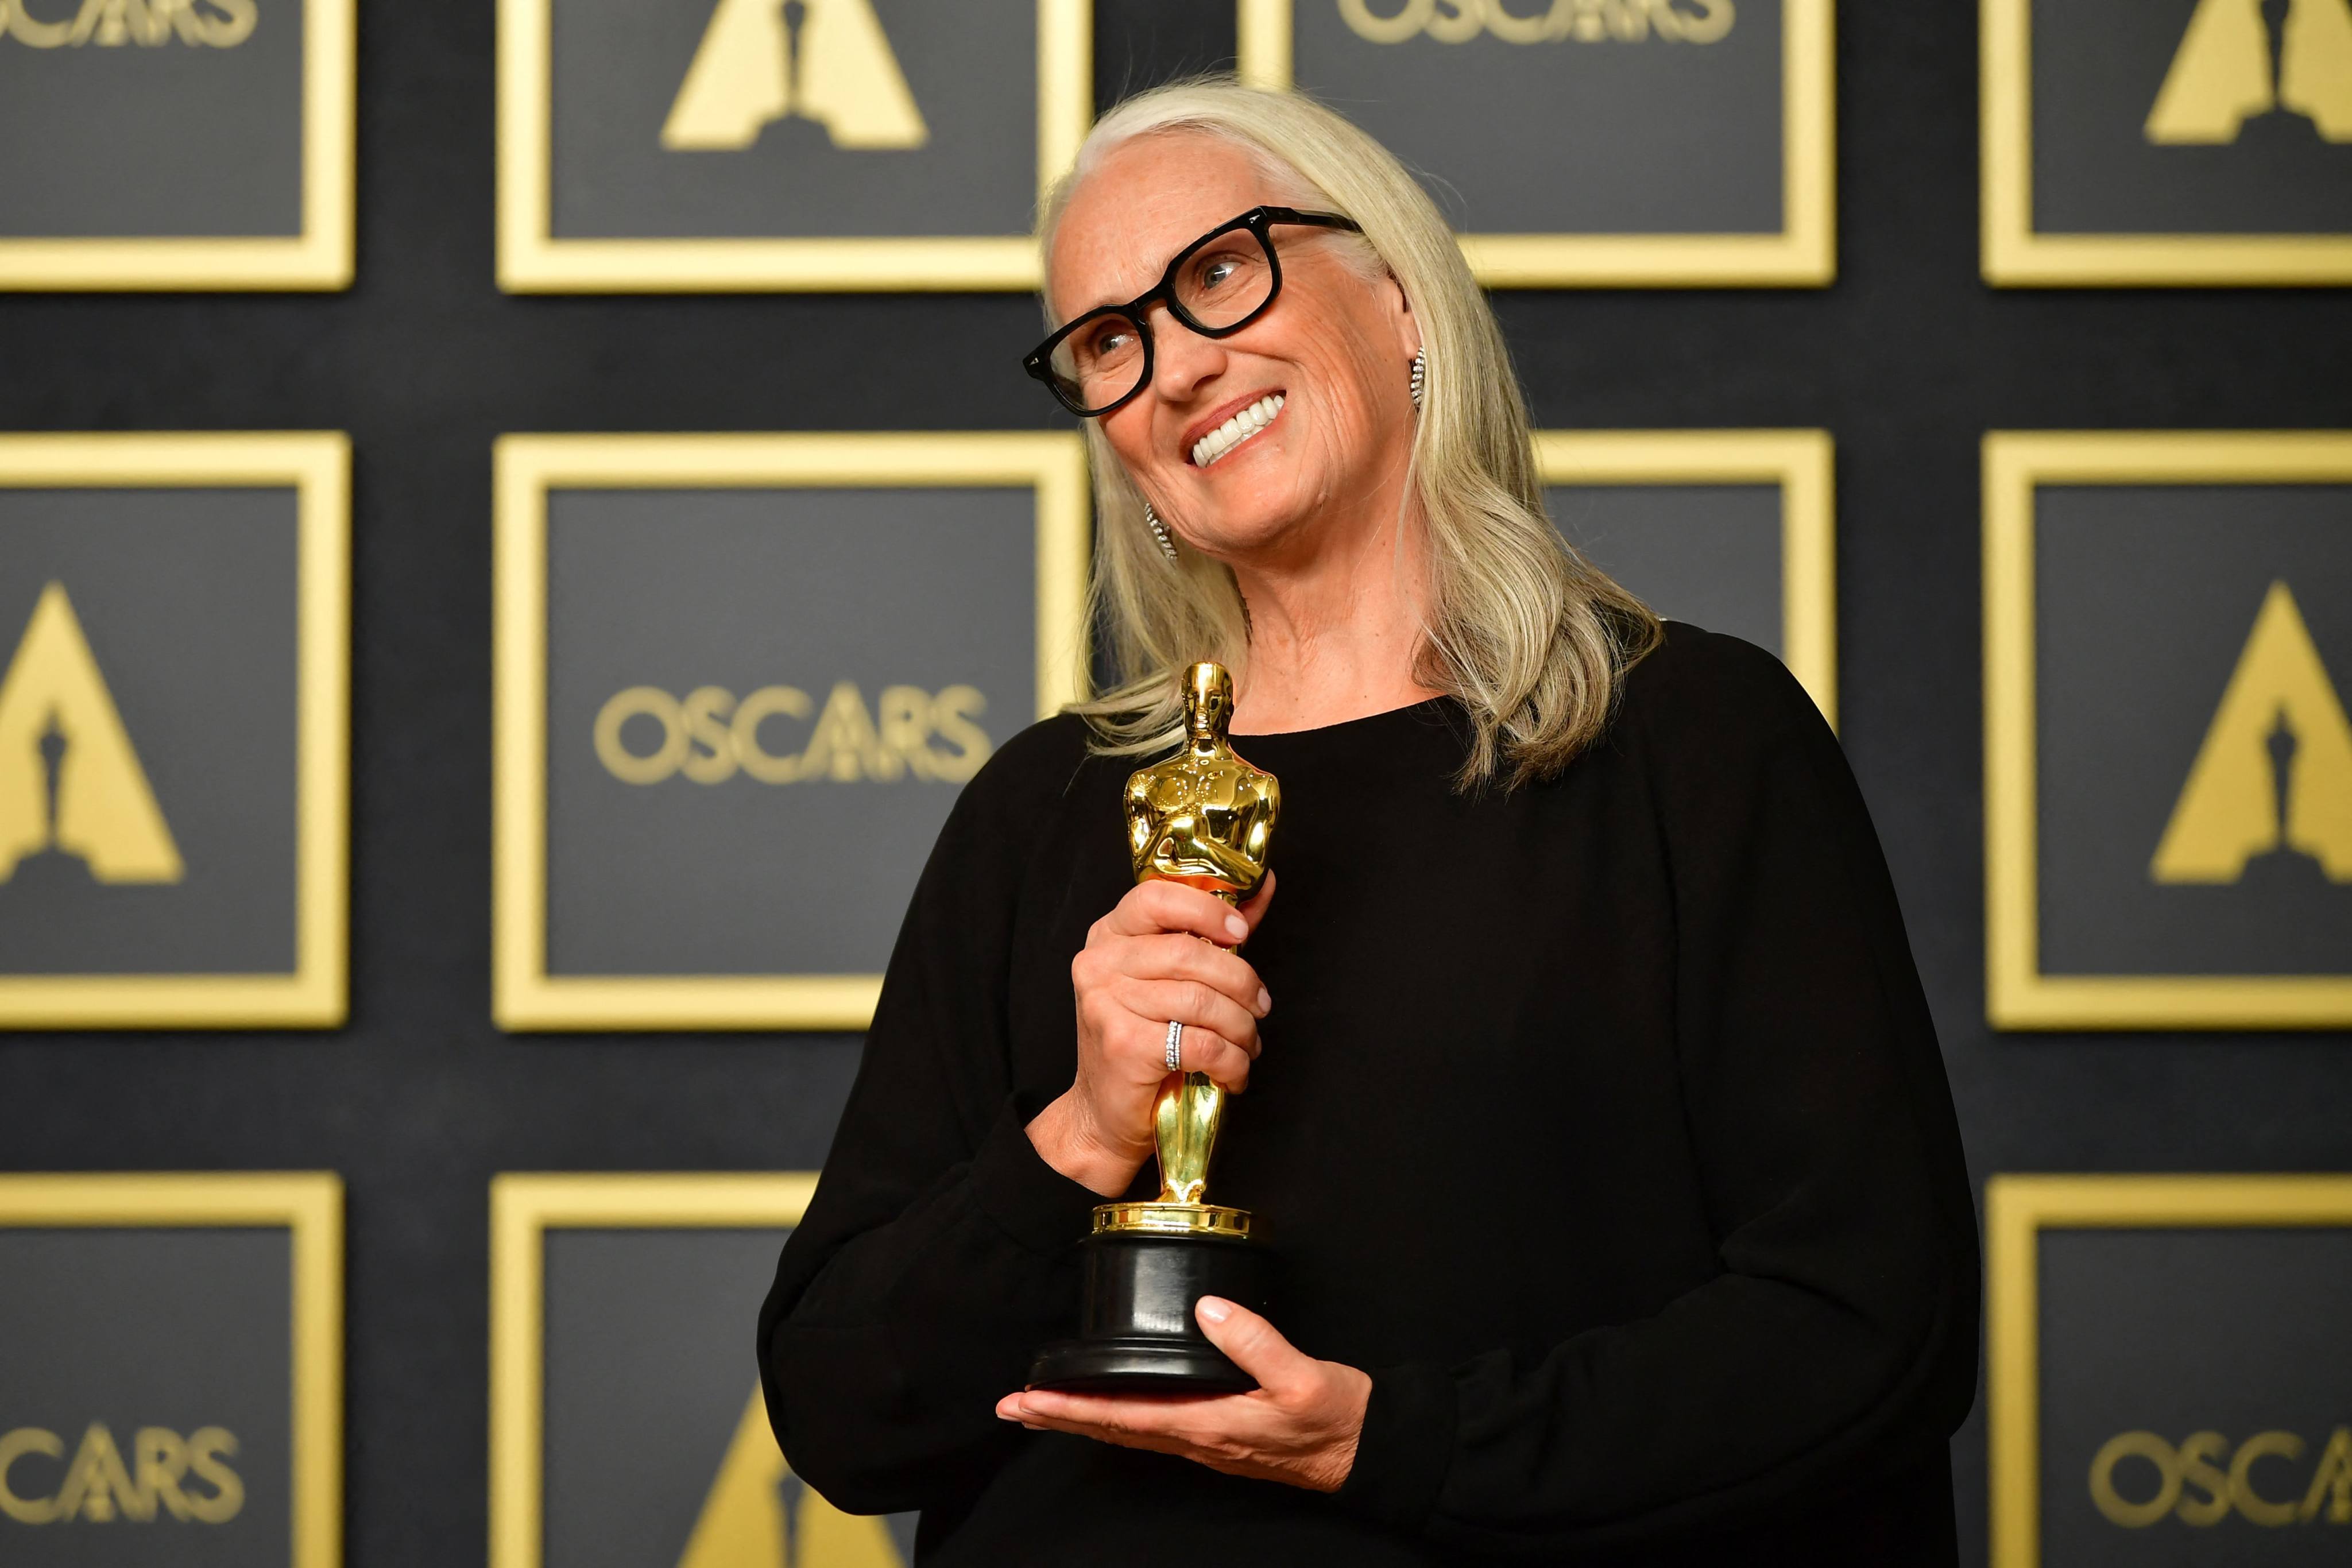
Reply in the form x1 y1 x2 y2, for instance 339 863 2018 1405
1029 662 1280 1392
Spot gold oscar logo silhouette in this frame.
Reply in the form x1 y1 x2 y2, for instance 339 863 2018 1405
674 1391 902 1568
2146 0 2352 143
0 582 183 885
663 0 926 152
2151 580 2352 884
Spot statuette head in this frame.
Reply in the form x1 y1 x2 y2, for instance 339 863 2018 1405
1184 661 1233 742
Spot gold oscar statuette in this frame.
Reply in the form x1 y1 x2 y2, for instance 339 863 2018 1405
1028 661 1280 1392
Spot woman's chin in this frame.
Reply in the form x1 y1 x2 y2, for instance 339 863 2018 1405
1182 504 1322 564
1182 461 1316 533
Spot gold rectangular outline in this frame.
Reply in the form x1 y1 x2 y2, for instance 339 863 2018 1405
0 432 351 1028
1986 1174 2352 1568
1534 429 1836 727
496 0 1090 292
493 431 1093 1031
1981 0 2352 286
0 0 355 291
489 1172 818 1568
0 1171 344 1568
1237 0 1835 287
1983 431 2352 1030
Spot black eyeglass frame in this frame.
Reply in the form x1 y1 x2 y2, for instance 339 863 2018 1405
1022 204 1364 418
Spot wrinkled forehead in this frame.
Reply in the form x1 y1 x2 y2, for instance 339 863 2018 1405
1045 133 1286 323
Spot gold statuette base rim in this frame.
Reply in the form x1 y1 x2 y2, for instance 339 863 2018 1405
1092 1202 1252 1240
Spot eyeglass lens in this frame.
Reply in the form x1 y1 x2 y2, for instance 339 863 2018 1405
1048 226 1279 413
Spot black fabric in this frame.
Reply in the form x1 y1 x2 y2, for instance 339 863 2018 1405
758 623 1980 1565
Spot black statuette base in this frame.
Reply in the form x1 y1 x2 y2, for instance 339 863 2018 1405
1028 1229 1266 1393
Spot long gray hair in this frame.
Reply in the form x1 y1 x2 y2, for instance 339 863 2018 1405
1045 79 1658 788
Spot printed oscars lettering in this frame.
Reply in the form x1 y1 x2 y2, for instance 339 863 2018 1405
2088 1427 2352 1529
0 0 255 48
1337 0 1734 45
593 682 991 787
0 1424 243 1526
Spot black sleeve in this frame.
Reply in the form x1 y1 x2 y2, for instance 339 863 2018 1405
1335 630 1981 1554
756 719 1102 1516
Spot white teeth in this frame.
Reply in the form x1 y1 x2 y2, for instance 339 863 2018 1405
1190 393 1286 467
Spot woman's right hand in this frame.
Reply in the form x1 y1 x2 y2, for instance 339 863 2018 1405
1027 873 1275 1198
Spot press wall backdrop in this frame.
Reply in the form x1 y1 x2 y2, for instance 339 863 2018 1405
2 3 2350 1567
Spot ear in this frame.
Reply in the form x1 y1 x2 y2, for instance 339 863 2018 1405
1386 271 1421 359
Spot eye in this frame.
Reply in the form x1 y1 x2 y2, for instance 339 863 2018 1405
1089 323 1134 357
1199 257 1240 291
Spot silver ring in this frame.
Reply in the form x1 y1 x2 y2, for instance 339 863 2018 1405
1164 1019 1183 1071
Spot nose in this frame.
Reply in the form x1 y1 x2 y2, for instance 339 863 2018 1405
1145 301 1227 405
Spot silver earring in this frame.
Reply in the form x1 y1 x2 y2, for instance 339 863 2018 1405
1409 348 1426 411
1143 502 1179 563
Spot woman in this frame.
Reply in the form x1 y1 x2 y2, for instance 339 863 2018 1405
759 80 1977 1565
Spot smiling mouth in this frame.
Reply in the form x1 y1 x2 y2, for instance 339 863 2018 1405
1190 394 1286 469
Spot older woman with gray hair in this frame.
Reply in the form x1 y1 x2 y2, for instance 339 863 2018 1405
760 80 1976 1565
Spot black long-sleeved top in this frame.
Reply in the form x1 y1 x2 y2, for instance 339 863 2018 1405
758 624 1979 1565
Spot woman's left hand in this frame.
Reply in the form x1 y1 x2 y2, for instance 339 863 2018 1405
996 1296 1373 1493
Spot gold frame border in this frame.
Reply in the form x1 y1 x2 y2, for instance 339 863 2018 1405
0 432 351 1028
1983 431 2352 1030
0 0 355 291
496 0 1091 292
488 1172 818 1568
492 431 1092 1032
1237 0 1836 287
1980 0 2352 286
1986 1173 2352 1568
1534 429 1836 728
0 1172 344 1568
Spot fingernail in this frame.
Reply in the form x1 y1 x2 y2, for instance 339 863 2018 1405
1196 1295 1232 1325
1225 914 1249 941
1256 988 1271 1016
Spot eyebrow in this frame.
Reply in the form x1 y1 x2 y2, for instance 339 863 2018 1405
1061 243 1175 320
1057 202 1250 319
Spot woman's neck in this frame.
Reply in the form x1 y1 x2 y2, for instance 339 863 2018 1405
1225 495 1442 736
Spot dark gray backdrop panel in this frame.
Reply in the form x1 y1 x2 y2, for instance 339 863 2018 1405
0 6 2349 1568
541 1227 918 1566
2038 1227 2352 1566
0 490 300 974
549 0 1035 239
1547 482 1785 655
1291 0 1782 235
541 485 1036 977
0 1228 293 1568
2034 486 2352 977
0 2 303 239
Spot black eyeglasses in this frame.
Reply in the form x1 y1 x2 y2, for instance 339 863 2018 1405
1023 205 1364 418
